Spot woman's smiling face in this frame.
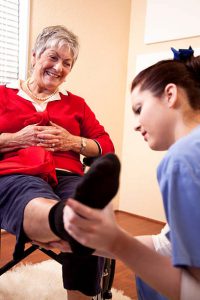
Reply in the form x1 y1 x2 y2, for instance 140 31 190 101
31 44 73 92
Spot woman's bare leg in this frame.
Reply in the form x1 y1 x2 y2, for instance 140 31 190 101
23 198 94 300
23 197 59 242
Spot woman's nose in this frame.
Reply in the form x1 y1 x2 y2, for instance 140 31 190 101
133 119 141 132
54 61 63 72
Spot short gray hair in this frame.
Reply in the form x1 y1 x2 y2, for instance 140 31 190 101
32 25 79 67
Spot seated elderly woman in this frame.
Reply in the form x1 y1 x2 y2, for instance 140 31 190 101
0 25 120 300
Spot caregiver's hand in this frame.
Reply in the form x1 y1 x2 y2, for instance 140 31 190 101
63 199 120 254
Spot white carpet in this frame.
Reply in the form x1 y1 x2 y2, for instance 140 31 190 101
0 260 132 300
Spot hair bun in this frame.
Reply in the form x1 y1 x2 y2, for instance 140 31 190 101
171 46 194 61
171 46 200 83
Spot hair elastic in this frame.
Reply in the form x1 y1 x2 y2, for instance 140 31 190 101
171 46 194 61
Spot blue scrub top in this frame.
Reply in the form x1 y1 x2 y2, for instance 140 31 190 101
136 125 200 299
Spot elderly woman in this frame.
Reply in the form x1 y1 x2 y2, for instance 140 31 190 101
0 25 115 300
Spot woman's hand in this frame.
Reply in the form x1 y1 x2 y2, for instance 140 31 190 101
36 121 80 152
0 124 41 152
0 121 80 153
63 199 120 254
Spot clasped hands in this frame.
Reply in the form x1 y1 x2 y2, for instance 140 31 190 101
36 121 76 152
6 121 77 152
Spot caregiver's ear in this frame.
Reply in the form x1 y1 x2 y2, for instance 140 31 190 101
164 83 178 108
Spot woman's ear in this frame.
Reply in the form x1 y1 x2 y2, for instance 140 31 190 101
31 51 36 68
164 83 178 108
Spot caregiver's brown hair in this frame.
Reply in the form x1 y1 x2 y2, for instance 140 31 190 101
131 56 200 110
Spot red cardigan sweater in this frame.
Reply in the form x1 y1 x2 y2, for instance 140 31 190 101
0 85 114 185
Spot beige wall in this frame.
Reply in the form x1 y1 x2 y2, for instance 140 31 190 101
29 0 131 207
119 0 200 222
29 0 200 221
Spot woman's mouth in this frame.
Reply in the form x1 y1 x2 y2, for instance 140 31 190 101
46 71 60 78
141 131 147 141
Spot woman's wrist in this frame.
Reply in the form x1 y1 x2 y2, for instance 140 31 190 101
0 132 20 153
108 226 127 256
72 136 100 157
69 136 83 153
80 137 87 154
0 132 14 147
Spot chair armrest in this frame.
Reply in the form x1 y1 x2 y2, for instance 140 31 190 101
83 156 98 167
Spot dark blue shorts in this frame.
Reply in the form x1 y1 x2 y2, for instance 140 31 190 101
0 172 103 296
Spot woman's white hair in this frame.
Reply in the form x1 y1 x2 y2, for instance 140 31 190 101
32 25 79 67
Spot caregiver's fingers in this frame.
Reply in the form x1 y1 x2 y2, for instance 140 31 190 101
63 204 98 232
66 198 102 220
65 221 95 247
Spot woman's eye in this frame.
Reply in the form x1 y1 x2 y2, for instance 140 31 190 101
50 56 57 61
64 62 71 68
135 106 141 115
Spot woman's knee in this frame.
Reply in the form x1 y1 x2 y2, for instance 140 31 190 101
23 197 59 241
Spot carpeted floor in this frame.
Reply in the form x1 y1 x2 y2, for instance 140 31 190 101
0 260 132 300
